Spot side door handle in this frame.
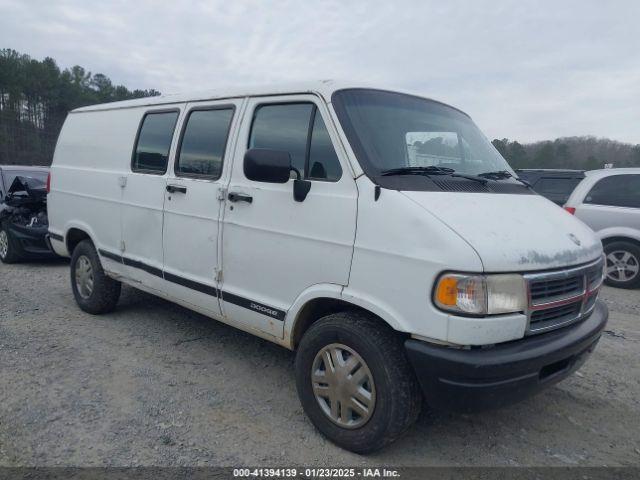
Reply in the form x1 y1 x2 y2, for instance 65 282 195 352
166 184 187 194
227 192 253 203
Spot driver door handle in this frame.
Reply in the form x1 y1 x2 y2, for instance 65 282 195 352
228 192 253 203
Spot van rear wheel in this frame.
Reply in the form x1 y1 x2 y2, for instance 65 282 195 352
70 239 121 314
295 312 422 453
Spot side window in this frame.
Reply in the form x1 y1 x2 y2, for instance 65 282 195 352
584 174 640 208
250 104 313 174
132 111 179 174
249 103 342 182
535 177 582 195
308 112 342 181
176 108 234 179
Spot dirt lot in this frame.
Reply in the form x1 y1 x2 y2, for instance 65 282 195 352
0 260 639 467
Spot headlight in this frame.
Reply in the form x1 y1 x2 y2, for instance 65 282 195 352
434 273 527 315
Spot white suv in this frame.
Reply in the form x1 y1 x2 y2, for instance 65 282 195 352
47 82 608 452
565 168 640 289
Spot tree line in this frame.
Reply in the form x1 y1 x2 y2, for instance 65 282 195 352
492 136 640 170
0 49 159 165
1 49 639 169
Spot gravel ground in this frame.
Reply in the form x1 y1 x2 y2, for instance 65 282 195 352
0 259 639 467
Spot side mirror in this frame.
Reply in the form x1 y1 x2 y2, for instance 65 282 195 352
244 148 312 202
244 148 292 183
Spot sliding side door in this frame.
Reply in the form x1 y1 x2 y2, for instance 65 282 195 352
161 100 241 317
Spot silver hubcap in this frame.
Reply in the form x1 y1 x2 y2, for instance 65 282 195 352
606 250 639 283
75 255 94 299
0 230 8 259
311 343 376 429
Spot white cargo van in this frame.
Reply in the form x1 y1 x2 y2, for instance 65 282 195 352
48 82 608 452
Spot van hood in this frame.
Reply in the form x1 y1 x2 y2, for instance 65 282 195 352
402 191 602 272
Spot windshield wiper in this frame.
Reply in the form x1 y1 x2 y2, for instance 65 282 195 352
450 172 488 185
478 170 512 180
380 166 455 176
479 170 532 188
381 166 489 185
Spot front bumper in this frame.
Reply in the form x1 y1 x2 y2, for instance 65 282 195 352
405 300 608 412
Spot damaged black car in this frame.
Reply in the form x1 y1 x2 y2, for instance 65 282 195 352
0 166 57 263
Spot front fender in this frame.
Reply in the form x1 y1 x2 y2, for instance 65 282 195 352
283 283 406 349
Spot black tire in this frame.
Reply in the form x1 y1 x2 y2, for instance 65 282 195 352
295 311 422 453
603 241 640 289
70 239 121 314
0 221 21 264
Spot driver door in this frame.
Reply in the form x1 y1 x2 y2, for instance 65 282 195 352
219 95 357 337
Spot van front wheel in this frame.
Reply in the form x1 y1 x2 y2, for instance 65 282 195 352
70 239 121 314
295 312 422 453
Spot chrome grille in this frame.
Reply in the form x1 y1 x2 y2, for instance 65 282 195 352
524 256 604 335
529 275 583 302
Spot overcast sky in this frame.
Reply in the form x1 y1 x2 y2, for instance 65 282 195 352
1 0 638 143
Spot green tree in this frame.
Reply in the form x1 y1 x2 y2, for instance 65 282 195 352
585 155 601 170
492 138 509 159
0 49 160 165
555 142 572 168
509 141 528 168
91 73 114 102
533 143 556 168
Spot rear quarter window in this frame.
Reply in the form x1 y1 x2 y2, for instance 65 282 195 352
132 110 179 174
584 174 640 208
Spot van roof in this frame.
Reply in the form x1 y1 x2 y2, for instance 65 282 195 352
71 80 467 116
71 80 367 113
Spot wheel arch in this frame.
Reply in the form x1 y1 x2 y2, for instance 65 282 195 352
63 221 100 256
601 235 640 249
285 285 405 350
66 228 91 253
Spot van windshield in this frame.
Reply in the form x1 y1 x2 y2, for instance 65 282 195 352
332 89 513 179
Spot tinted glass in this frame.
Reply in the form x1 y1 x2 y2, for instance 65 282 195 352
176 108 234 178
2 170 48 193
308 113 342 181
249 104 313 174
534 177 582 195
333 89 513 176
133 111 179 173
584 174 640 208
